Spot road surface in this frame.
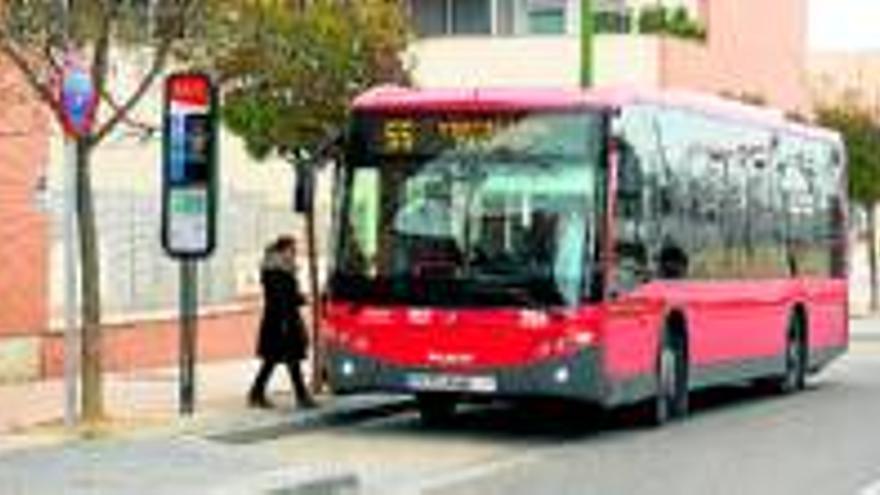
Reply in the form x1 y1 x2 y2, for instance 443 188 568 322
1 318 878 495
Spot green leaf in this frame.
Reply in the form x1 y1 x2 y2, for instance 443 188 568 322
198 0 411 163
816 101 880 205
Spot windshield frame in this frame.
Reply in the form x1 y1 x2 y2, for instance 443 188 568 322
329 108 610 309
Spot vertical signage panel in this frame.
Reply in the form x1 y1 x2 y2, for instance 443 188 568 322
162 73 218 259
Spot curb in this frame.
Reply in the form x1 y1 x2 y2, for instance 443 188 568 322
212 467 360 495
202 394 415 445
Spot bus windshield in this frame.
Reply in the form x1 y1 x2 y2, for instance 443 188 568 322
331 110 604 308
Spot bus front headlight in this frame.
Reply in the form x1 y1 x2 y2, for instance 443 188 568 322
341 360 356 377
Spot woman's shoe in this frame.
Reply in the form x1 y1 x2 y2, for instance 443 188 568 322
248 395 274 409
297 396 318 410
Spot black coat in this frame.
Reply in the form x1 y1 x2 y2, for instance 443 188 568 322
257 268 308 361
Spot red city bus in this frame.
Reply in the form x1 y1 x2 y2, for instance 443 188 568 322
322 86 848 425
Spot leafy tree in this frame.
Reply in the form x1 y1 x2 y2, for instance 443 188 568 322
817 101 880 312
198 0 409 390
667 6 704 39
638 4 705 40
201 0 409 158
0 0 207 423
638 5 667 34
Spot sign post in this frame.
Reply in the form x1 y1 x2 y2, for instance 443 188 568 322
581 0 594 88
162 73 218 415
60 53 98 428
178 260 198 415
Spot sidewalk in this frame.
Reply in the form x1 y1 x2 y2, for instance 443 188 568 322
0 360 411 495
0 359 296 452
2 315 876 449
851 314 880 339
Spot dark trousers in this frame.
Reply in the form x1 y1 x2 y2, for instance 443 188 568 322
249 358 310 402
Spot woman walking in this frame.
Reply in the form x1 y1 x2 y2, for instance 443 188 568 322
248 236 317 409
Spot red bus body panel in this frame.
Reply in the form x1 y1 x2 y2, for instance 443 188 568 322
326 86 849 406
324 278 847 402
324 303 603 370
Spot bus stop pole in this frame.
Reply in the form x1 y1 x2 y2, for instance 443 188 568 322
63 140 79 428
179 259 198 415
581 0 594 88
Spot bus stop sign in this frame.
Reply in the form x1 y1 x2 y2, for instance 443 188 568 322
60 59 97 138
161 73 218 259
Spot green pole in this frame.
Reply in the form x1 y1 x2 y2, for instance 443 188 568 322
580 0 594 88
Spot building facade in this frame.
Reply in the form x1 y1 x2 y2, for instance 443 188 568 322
0 55 50 382
406 0 810 114
406 0 704 38
0 48 304 382
0 0 819 382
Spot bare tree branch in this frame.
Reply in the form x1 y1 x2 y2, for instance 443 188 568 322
91 0 201 146
42 35 64 79
89 0 117 121
0 32 67 127
97 84 160 134
89 37 172 146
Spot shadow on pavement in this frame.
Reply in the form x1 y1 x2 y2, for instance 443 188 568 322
326 380 841 443
207 398 416 445
206 379 841 447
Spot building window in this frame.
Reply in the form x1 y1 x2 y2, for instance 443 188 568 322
526 0 566 34
409 0 492 37
453 0 492 34
595 9 633 34
411 0 449 37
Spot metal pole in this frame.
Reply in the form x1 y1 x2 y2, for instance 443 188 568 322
179 259 198 415
55 0 78 431
581 0 594 88
62 140 79 428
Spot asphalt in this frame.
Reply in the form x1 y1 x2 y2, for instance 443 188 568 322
0 317 877 495
0 394 412 495
424 343 880 494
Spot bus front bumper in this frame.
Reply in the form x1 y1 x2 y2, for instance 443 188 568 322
325 346 610 404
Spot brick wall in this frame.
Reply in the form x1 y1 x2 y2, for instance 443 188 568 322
661 0 810 114
0 55 51 381
41 307 261 377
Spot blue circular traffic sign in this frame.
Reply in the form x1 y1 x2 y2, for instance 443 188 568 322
61 62 96 138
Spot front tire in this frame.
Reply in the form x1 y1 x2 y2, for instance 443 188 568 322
416 393 457 425
651 331 688 426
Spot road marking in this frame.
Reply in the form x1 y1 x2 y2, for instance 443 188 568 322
859 478 880 495
403 450 546 495
211 466 359 495
849 341 880 355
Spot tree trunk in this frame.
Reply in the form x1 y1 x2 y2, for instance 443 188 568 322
76 139 104 422
305 189 323 394
868 203 879 313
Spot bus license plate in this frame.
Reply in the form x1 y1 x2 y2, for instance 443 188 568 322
406 373 497 393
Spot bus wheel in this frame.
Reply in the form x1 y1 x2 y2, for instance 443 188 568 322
652 330 688 426
778 315 807 394
416 393 457 425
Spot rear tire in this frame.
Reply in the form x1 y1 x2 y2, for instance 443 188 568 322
416 393 457 425
651 330 688 426
777 315 807 394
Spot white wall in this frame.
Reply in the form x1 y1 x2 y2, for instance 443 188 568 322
46 49 298 324
408 34 661 88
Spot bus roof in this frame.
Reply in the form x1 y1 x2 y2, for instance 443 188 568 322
352 85 842 144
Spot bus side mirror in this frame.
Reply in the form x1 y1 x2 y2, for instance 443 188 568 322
292 130 343 214
294 164 314 214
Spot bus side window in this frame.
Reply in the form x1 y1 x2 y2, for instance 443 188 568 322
613 105 671 291
614 139 650 289
828 146 847 278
